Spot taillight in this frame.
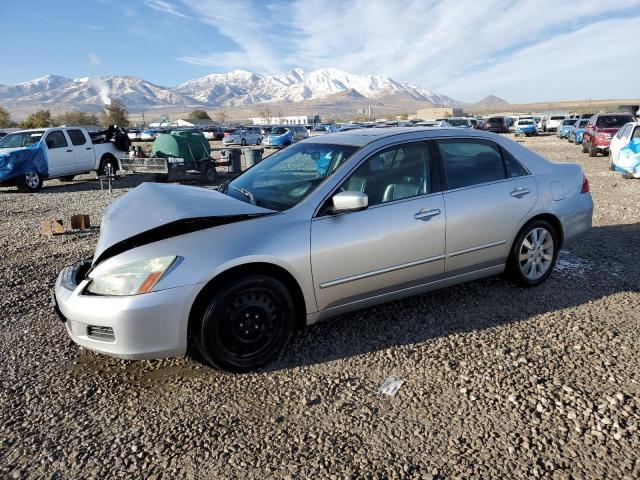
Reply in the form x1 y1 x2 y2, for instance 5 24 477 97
581 174 589 193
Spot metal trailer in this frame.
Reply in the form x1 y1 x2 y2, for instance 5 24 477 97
118 146 263 183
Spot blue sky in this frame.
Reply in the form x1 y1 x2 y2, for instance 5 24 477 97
2 0 640 102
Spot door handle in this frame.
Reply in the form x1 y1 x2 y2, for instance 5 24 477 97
66 149 73 153
510 187 530 198
414 208 441 220
86 147 92 150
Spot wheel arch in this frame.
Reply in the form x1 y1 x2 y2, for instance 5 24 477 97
188 262 308 336
98 152 119 172
515 213 564 251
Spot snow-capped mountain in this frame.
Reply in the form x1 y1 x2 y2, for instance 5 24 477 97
0 68 458 112
176 67 455 107
0 75 197 111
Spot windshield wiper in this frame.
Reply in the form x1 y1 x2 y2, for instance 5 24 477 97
232 186 256 205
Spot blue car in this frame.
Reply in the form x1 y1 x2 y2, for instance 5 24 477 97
263 126 293 148
558 119 577 139
569 119 590 144
514 119 538 137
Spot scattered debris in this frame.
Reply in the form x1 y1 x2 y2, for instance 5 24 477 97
70 214 91 230
41 219 64 236
378 375 405 397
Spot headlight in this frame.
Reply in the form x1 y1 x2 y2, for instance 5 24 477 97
86 256 176 296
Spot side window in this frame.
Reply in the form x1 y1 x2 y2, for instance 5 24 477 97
339 142 431 207
502 148 529 178
67 129 86 146
436 139 505 189
45 130 68 149
632 126 640 140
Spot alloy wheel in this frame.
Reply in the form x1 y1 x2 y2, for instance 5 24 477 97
25 172 40 189
518 227 554 281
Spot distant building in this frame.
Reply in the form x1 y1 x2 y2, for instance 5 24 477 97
415 107 463 120
251 114 320 125
173 118 218 127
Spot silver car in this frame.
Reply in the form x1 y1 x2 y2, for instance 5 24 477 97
53 128 593 372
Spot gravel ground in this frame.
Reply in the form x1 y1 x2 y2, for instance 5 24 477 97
1 133 639 479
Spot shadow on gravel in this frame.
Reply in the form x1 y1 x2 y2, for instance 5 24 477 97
266 223 640 372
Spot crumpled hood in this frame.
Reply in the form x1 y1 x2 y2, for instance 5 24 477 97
0 142 48 182
94 182 274 264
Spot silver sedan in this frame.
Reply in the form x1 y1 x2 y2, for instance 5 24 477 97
53 128 593 372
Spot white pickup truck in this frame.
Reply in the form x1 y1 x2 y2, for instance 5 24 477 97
0 127 125 192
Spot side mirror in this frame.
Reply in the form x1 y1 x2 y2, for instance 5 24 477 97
332 191 368 213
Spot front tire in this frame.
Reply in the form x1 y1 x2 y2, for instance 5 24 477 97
16 172 43 193
581 140 589 153
506 220 558 287
241 138 247 146
192 276 294 372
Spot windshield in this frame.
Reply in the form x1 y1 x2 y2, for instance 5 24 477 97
596 115 633 128
518 120 534 125
312 126 327 132
562 120 577 126
270 127 289 135
0 131 44 148
226 142 359 211
448 119 470 126
578 120 589 128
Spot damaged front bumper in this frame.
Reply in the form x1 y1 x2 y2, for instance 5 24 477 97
53 259 198 360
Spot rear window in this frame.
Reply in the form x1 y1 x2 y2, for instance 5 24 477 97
67 129 86 146
595 115 634 128
487 117 503 124
550 116 565 120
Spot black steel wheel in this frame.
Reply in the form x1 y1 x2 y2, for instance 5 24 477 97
200 162 217 183
193 276 294 372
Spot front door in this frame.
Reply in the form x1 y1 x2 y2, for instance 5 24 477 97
311 141 446 311
434 138 537 276
44 130 74 176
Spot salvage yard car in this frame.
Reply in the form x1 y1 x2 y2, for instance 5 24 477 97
53 128 593 372
514 119 539 137
581 113 635 157
569 119 590 144
222 128 262 146
0 127 126 192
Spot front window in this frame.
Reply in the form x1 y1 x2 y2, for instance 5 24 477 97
0 131 44 148
226 142 359 211
271 127 289 135
596 115 633 128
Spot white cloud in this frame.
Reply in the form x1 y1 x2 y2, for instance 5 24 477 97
145 0 188 19
178 0 288 72
89 53 101 66
167 0 640 101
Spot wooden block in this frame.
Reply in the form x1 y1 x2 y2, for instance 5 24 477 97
41 219 64 236
70 214 91 230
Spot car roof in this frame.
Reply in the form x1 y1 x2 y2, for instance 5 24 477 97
303 127 508 147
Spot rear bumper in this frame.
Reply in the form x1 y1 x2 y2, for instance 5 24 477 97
561 193 594 248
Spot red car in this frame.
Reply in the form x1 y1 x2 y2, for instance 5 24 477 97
581 113 635 157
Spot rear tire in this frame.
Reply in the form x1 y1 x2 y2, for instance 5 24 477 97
98 157 119 177
241 139 247 146
589 142 597 157
191 276 294 372
16 172 43 193
506 220 558 287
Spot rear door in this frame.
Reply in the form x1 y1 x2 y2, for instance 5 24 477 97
66 129 95 172
435 138 537 276
311 141 446 311
44 130 74 176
